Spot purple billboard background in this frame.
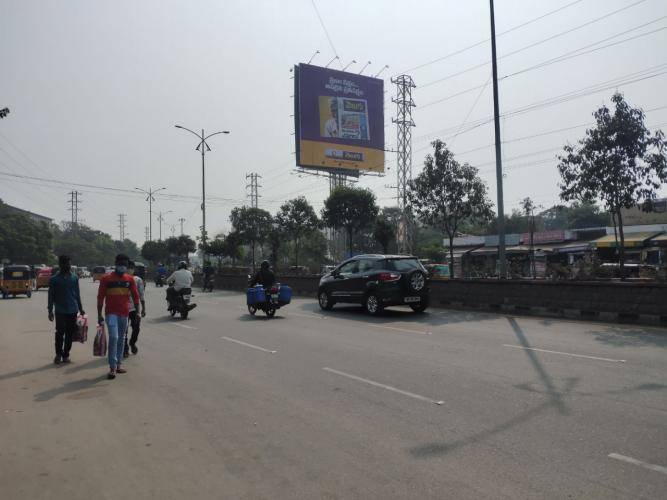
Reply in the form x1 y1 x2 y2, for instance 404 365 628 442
297 63 384 150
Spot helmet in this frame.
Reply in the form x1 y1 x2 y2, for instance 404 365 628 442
260 260 270 271
178 261 187 270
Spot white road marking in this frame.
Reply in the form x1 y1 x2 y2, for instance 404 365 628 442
289 312 327 320
322 367 443 405
173 323 197 330
366 323 432 335
608 453 667 475
503 344 626 363
220 336 277 354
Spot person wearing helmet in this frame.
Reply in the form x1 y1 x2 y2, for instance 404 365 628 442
253 260 276 289
166 261 194 304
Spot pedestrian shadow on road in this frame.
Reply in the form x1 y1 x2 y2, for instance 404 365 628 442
33 375 108 402
592 326 667 348
63 357 107 374
0 363 55 382
237 314 286 321
410 317 576 459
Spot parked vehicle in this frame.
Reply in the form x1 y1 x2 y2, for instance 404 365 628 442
1 265 33 299
318 254 430 315
35 267 53 289
92 266 106 282
246 279 292 318
167 287 194 319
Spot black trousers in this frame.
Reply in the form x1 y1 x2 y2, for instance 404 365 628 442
124 310 141 352
55 313 76 358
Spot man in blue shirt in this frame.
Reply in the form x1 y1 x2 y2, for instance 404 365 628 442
48 255 85 364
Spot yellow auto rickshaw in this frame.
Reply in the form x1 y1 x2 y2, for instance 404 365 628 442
1 265 33 299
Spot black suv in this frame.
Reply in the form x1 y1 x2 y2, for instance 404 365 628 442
318 255 430 315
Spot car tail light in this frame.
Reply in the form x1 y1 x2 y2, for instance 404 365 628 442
378 272 401 282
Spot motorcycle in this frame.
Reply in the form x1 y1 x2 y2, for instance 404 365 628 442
246 277 291 318
167 287 196 319
202 275 214 293
155 275 165 287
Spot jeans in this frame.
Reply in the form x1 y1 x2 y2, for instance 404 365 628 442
55 313 76 358
106 314 128 370
124 310 140 353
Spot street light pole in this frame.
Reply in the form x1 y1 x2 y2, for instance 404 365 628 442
135 187 166 242
174 125 230 251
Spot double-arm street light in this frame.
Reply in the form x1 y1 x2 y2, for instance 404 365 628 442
174 125 230 250
135 186 166 242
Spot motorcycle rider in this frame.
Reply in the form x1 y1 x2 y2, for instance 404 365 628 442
155 262 167 286
252 260 276 289
202 261 215 292
166 261 196 310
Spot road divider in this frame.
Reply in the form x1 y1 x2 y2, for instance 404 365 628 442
323 367 444 406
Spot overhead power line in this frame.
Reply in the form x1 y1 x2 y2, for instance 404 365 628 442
310 0 342 68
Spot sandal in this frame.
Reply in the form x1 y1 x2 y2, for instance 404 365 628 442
108 370 116 380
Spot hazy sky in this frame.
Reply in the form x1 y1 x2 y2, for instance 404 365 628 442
2 0 666 242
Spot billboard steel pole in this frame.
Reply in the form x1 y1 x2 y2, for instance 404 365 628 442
489 0 507 279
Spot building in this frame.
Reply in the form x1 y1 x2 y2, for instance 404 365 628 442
3 203 53 225
620 198 667 225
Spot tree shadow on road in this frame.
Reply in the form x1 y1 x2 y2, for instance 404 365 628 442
592 326 667 348
410 317 576 458
33 375 108 402
0 363 56 382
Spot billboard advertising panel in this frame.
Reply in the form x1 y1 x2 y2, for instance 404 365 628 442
295 63 385 173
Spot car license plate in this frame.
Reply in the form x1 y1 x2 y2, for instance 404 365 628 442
404 296 421 303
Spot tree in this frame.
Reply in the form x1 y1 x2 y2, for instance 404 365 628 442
141 240 169 265
222 231 243 265
373 214 395 254
408 140 494 278
276 197 319 269
52 224 119 267
558 93 667 278
114 239 140 261
0 200 53 264
266 222 285 270
165 235 196 262
230 206 272 270
322 186 379 256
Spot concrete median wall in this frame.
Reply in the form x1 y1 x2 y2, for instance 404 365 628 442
205 274 667 325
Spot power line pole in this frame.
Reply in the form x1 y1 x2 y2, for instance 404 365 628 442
118 213 126 240
68 190 81 229
391 74 416 255
246 173 262 208
135 187 166 242
144 226 150 242
490 0 507 279
178 217 186 236
157 211 171 241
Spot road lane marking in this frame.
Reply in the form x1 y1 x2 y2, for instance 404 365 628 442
322 367 443 405
608 453 667 475
366 323 432 335
503 344 626 363
173 323 197 330
220 336 277 354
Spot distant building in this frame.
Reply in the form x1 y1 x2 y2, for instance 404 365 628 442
3 204 53 225
620 198 667 225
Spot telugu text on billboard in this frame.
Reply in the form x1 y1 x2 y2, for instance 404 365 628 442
295 63 385 173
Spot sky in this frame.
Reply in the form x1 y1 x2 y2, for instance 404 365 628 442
2 0 666 243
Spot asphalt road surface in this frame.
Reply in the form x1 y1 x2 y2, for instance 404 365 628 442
1 280 666 499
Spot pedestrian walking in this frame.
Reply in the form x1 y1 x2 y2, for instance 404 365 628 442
47 255 85 364
124 260 146 357
97 254 139 379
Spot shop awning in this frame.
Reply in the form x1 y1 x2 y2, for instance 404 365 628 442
591 232 662 248
646 233 667 247
551 241 592 253
449 246 482 258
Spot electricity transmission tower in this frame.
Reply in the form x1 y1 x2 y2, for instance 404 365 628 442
391 74 416 254
118 213 127 240
246 173 262 208
68 191 81 229
144 226 150 242
178 217 186 236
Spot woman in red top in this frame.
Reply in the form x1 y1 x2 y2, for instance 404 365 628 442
97 254 139 379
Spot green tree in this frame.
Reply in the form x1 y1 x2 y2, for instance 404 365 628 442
222 231 243 265
408 140 494 278
276 197 319 269
165 234 196 262
52 224 119 267
230 206 272 270
114 239 140 261
372 213 395 254
558 93 667 278
141 240 169 265
266 222 285 270
0 201 53 264
322 186 379 256
203 237 227 268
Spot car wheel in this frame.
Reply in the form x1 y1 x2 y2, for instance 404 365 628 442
365 293 382 316
410 303 428 313
409 271 427 292
318 289 334 311
248 305 257 316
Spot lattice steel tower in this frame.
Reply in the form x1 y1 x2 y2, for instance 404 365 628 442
246 173 262 208
391 74 416 254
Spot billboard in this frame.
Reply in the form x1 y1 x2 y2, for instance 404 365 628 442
294 63 385 173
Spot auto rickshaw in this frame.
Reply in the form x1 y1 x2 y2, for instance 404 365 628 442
1 265 33 299
92 266 106 282
35 267 53 290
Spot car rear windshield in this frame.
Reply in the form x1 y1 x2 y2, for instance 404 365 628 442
386 258 423 272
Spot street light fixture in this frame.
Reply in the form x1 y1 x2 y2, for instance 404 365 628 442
135 187 166 241
174 125 230 250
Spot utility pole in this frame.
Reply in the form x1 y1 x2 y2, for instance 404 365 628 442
68 190 81 229
117 213 126 240
178 217 186 236
175 125 230 251
489 0 507 279
157 210 172 241
246 173 262 208
144 226 150 242
391 74 416 255
135 187 166 242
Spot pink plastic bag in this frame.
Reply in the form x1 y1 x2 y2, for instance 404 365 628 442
74 314 88 343
93 323 107 357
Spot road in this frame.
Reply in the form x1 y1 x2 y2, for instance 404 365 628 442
1 280 666 499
